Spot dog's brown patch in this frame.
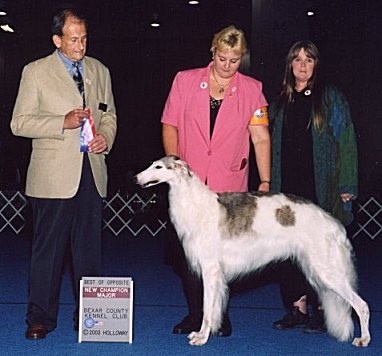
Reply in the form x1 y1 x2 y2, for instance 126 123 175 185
218 192 257 236
275 205 296 226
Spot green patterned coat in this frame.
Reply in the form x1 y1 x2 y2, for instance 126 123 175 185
270 85 358 225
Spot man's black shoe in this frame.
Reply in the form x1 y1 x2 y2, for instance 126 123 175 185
25 324 48 340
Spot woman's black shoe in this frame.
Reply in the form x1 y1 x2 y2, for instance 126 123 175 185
172 314 232 336
172 315 201 334
273 307 309 330
216 314 232 337
304 310 326 333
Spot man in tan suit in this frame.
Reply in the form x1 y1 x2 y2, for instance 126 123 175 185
11 7 117 339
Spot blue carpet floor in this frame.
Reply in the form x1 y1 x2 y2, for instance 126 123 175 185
0 231 381 355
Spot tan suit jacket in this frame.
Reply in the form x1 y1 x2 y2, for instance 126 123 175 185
11 51 117 198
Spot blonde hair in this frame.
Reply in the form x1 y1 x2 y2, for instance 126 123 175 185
210 25 247 56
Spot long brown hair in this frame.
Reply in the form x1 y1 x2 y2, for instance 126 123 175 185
276 40 326 131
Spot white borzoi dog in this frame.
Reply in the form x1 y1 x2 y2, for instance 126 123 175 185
136 156 370 347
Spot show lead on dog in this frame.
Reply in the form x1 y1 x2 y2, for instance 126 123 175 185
161 25 271 336
269 40 358 333
11 7 117 339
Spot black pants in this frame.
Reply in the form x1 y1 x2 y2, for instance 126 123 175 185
164 223 203 320
27 154 102 331
278 260 319 311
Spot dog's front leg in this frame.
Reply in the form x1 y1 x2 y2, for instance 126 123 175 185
188 320 211 346
188 265 227 346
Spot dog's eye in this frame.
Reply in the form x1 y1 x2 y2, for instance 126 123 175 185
154 165 163 169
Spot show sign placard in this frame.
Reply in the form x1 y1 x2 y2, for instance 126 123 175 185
78 276 133 343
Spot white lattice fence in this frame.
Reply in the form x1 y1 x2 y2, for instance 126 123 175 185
102 192 167 236
1 190 381 239
352 197 382 240
0 191 28 234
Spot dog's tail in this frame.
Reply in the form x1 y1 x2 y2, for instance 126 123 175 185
321 290 354 341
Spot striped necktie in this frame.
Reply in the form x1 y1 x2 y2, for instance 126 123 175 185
72 62 85 108
73 62 95 152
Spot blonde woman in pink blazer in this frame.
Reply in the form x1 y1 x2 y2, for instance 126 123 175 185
161 25 270 337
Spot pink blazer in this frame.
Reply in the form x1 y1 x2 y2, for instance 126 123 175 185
161 62 268 192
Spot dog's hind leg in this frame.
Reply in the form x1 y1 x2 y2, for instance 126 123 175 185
188 265 228 346
321 285 370 347
345 290 370 347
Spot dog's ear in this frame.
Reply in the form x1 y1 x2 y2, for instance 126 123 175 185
173 160 193 177
184 164 192 177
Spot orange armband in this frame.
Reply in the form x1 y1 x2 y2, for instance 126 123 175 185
250 106 268 125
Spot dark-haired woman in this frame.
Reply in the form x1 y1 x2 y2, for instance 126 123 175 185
269 40 358 333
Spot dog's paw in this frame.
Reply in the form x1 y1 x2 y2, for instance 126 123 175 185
188 331 209 346
352 336 370 347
